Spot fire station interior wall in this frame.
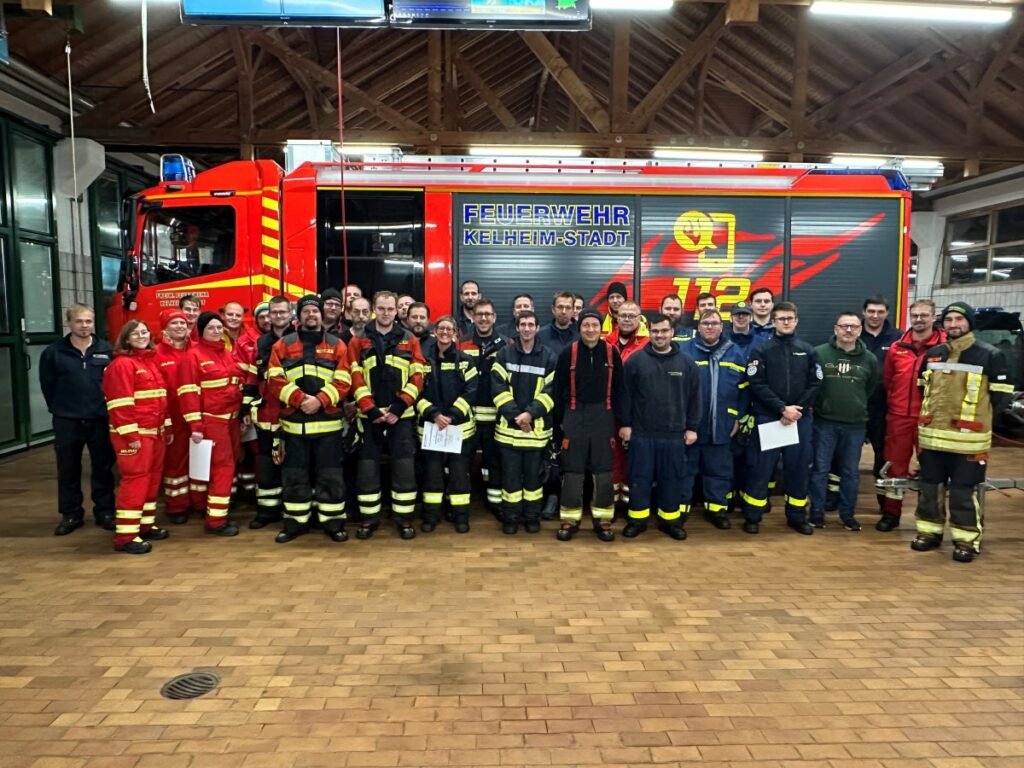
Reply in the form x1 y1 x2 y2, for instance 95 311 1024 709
454 194 635 325
788 197 902 345
913 166 1024 316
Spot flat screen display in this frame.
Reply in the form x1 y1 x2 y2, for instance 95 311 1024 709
390 0 590 30
181 0 387 25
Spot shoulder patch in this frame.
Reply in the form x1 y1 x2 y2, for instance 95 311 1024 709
746 362 758 376
815 364 824 381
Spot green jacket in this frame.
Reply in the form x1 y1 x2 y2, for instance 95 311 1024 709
813 337 880 425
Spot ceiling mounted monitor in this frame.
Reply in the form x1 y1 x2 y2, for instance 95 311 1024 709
180 0 387 26
390 0 591 31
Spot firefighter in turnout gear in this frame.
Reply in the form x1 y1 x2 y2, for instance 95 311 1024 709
553 307 623 542
240 295 294 529
492 311 557 534
416 315 478 533
458 298 509 512
267 295 352 543
348 291 426 540
104 320 170 554
912 302 1012 563
618 314 702 541
177 312 247 536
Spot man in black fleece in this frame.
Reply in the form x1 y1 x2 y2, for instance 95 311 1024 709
618 314 702 541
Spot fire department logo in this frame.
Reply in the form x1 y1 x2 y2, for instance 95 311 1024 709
673 210 737 271
838 360 850 375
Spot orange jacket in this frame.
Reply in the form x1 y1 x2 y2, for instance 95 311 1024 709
605 326 649 363
177 337 245 433
348 325 426 421
268 329 352 435
103 349 169 437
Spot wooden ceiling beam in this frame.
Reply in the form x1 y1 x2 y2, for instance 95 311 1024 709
229 29 255 158
247 30 422 132
76 126 1024 163
726 0 759 24
629 8 726 133
789 5 808 161
452 48 520 132
519 31 609 133
427 32 443 141
611 20 631 135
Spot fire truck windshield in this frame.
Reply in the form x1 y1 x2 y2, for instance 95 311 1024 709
140 205 235 286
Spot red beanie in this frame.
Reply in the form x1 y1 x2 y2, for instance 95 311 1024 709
160 309 187 329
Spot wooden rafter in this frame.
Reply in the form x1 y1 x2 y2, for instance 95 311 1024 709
789 5 808 160
629 8 726 133
519 31 609 133
228 29 254 157
611 20 630 135
452 48 519 132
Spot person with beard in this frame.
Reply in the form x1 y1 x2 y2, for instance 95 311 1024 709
348 291 426 539
154 309 195 524
660 294 690 344
536 291 580 359
342 284 364 327
911 302 1011 563
498 293 535 341
604 300 649 509
177 312 247 536
877 300 945 531
683 309 748 531
235 304 268 501
339 297 371 344
416 315 478 533
241 295 294 530
554 307 623 542
859 295 902 507
601 282 628 337
406 302 435 359
457 280 480 338
321 288 345 335
492 311 557 535
619 314 701 541
268 295 352 544
103 320 170 554
459 297 508 513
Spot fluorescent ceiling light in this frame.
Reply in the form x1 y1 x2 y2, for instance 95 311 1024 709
654 148 765 162
467 146 583 157
339 145 398 156
830 154 944 173
811 1 1013 24
591 0 673 10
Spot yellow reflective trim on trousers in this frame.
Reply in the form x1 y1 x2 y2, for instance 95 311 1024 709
486 488 502 503
284 513 311 524
950 527 980 543
560 508 583 521
523 488 544 502
393 491 418 502
628 508 650 519
501 490 523 503
706 502 728 513
143 501 157 511
785 496 809 508
360 505 382 515
317 501 345 513
423 492 444 504
115 525 140 534
659 508 681 520
207 494 231 505
257 487 282 497
741 492 767 507
449 493 470 506
165 488 189 497
915 519 944 535
358 492 382 503
116 508 143 517
591 506 614 519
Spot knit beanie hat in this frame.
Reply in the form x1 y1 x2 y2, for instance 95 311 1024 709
321 288 343 304
606 281 628 301
160 309 187 329
253 302 270 320
943 301 975 330
578 307 603 327
297 294 323 315
196 311 221 336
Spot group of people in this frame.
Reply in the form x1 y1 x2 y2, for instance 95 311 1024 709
40 279 1011 563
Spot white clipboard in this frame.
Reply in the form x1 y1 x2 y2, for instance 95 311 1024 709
421 422 463 454
189 439 214 481
757 420 800 451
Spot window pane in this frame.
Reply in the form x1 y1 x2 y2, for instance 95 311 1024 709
11 134 52 235
991 244 1024 282
0 347 16 445
0 239 9 335
140 206 236 286
946 214 989 250
995 205 1024 245
27 345 52 436
947 250 989 284
93 175 122 252
19 240 56 332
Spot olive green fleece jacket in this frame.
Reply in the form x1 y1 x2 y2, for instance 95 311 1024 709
813 337 880 425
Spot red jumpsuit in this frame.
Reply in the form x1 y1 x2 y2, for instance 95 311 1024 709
154 338 194 516
233 328 261 497
103 349 169 548
882 326 946 518
177 337 245 529
602 326 649 506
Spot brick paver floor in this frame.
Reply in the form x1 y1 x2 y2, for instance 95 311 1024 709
0 444 1021 768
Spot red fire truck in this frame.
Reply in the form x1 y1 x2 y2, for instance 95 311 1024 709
110 155 912 343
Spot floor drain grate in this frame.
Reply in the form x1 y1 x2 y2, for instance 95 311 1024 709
160 671 220 700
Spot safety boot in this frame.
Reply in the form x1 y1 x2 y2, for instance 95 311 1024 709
556 523 578 541
952 543 977 563
142 527 169 541
398 522 417 540
910 534 942 552
275 518 307 544
594 522 615 542
113 538 152 555
622 521 647 538
658 522 687 540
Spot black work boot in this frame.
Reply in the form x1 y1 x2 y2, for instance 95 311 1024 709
594 522 615 542
556 522 579 541
275 518 307 544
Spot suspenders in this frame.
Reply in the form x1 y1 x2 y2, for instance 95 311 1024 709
569 341 613 411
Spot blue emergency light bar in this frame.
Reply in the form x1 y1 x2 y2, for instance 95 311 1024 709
161 154 196 183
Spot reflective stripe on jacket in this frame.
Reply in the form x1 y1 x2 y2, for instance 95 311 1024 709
492 342 557 449
103 349 169 437
268 329 351 436
177 337 245 432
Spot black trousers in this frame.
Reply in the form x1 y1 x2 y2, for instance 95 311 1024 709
422 442 473 524
915 448 988 552
500 446 545 524
281 430 346 533
476 420 503 508
560 403 615 523
357 419 417 520
53 416 115 521
254 428 283 524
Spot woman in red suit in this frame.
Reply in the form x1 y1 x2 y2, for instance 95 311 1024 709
177 311 246 536
104 320 171 554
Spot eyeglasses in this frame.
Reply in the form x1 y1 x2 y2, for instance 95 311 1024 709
436 326 455 334
774 316 797 323
699 321 722 327
128 331 149 338
910 313 933 320
474 312 495 318
836 324 862 331
618 313 640 320
323 301 342 309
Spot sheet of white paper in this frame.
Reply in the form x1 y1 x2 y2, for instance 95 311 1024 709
421 421 463 455
757 419 800 451
240 422 257 443
189 439 214 481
